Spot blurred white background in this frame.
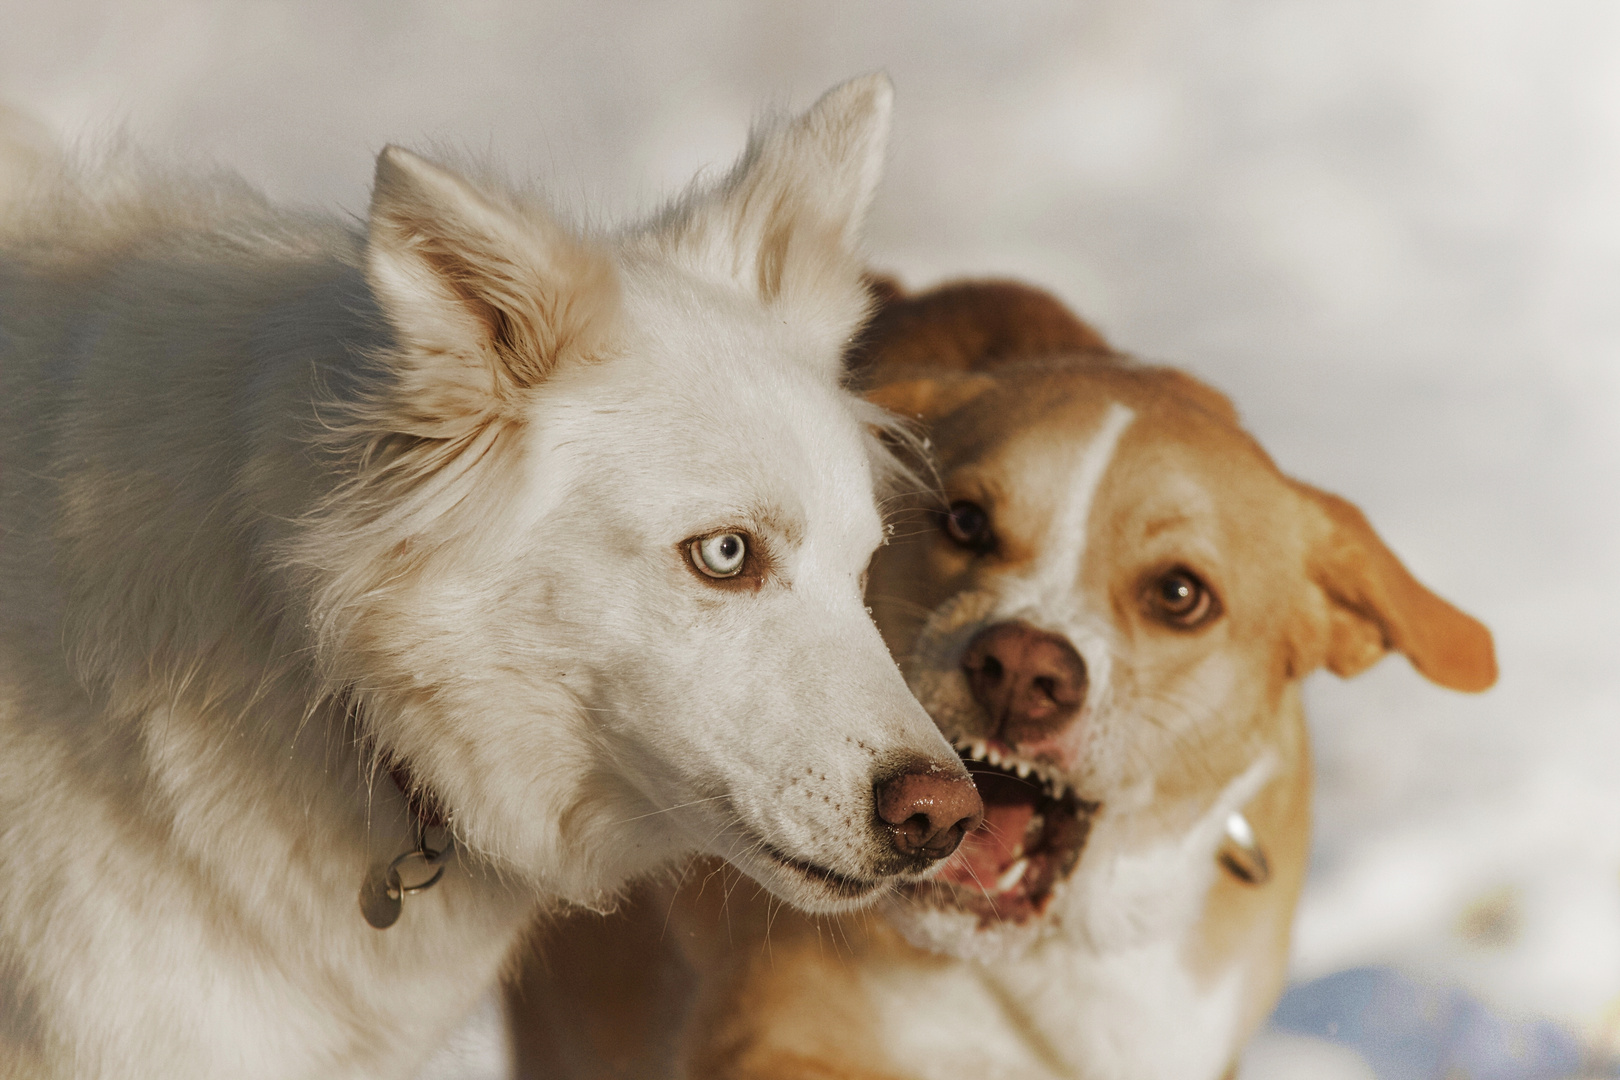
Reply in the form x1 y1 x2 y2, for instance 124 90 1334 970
4 2 1617 1076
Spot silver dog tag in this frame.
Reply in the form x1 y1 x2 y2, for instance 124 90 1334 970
359 864 403 929
1216 810 1271 886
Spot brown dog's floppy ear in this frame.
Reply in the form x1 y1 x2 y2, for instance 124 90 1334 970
861 271 906 312
365 146 619 436
1146 366 1242 428
1295 482 1497 692
866 374 999 422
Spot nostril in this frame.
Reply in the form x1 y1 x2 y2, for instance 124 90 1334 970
893 813 930 852
960 621 1087 738
874 765 984 864
894 813 970 859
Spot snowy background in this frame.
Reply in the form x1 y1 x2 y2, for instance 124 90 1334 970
4 2 1618 1077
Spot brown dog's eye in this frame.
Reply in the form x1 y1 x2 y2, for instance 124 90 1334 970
1144 568 1219 629
941 501 994 553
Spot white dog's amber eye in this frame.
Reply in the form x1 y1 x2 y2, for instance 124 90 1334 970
1145 568 1219 629
691 533 747 578
942 501 994 553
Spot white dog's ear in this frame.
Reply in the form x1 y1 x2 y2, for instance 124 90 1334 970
1291 482 1497 692
663 74 892 339
365 147 618 435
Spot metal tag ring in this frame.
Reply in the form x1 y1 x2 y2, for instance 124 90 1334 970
386 849 447 898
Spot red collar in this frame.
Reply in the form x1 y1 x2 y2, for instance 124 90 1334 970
387 757 447 831
340 687 448 831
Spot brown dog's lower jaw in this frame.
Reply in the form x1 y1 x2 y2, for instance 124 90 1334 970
904 740 1098 925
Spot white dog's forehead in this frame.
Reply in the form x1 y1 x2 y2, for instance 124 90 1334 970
519 282 884 567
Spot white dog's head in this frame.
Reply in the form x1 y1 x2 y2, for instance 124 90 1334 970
283 77 979 913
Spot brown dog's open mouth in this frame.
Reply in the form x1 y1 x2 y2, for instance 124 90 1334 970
905 740 1098 925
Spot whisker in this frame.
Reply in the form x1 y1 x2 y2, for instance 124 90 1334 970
608 793 730 825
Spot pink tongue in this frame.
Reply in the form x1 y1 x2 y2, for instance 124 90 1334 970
938 801 1034 890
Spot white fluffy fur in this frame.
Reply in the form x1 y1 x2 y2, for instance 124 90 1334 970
0 75 964 1078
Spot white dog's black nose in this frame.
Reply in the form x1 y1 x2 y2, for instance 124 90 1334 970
874 763 984 862
961 621 1087 742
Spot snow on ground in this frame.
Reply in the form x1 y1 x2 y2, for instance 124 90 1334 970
5 2 1618 1077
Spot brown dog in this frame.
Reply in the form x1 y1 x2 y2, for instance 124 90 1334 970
507 280 1497 1080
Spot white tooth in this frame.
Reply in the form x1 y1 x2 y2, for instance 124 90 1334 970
971 740 988 762
1015 761 1032 778
986 746 1002 766
994 858 1030 893
1052 780 1067 799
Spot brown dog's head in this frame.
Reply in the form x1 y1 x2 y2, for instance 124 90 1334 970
861 279 1496 957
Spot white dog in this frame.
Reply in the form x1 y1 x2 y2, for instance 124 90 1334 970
0 77 981 1079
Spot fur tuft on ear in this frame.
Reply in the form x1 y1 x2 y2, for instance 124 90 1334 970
365 146 619 436
1295 482 1497 692
865 373 999 423
656 75 892 345
848 278 1112 382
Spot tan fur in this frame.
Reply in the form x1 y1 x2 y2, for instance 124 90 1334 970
508 279 1495 1080
848 278 1111 382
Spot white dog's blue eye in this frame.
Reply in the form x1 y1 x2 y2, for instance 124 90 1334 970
691 533 747 578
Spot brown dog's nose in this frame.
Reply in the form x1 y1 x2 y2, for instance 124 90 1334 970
961 621 1087 741
874 764 984 862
